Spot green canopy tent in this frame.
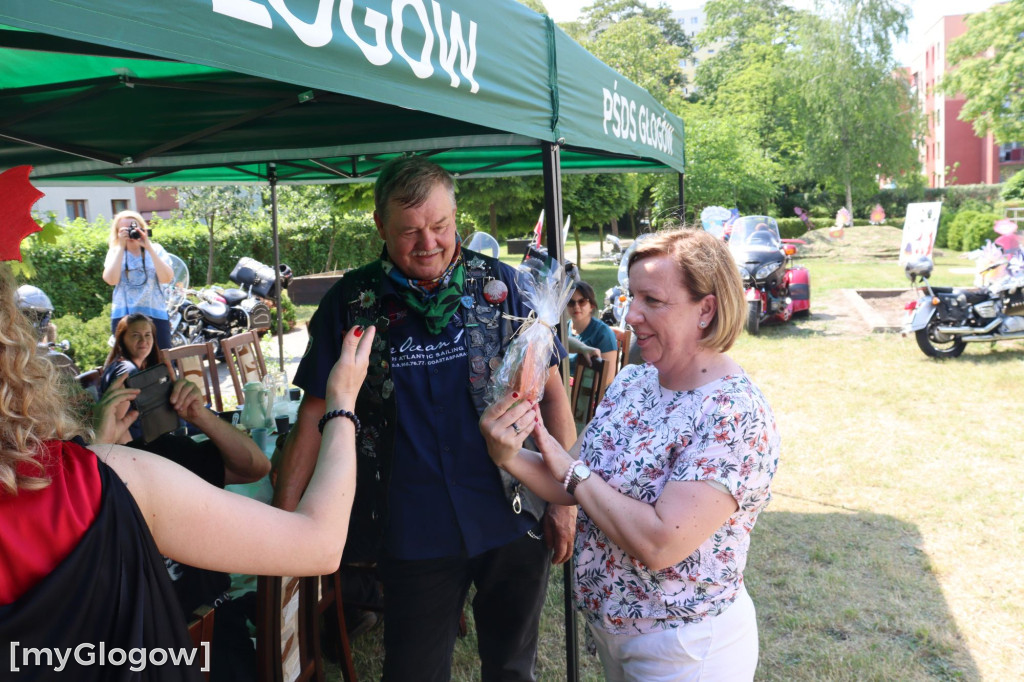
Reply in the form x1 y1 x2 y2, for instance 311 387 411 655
0 4 684 675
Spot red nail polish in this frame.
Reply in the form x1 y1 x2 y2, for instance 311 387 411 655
353 326 363 337
512 392 519 399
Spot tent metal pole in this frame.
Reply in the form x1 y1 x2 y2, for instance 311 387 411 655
542 140 578 682
269 162 285 371
678 172 686 223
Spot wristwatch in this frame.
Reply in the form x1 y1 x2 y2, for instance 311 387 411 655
566 462 592 495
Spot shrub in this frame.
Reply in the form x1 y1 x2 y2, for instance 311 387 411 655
1002 169 1024 201
54 305 114 371
20 213 382 321
946 210 1000 252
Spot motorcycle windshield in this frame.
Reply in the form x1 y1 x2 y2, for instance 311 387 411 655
164 253 190 310
728 216 782 258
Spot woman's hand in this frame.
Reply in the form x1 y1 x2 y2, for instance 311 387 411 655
531 413 576 483
325 325 375 411
479 391 537 468
93 373 140 444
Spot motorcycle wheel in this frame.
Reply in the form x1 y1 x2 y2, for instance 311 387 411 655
915 322 966 358
746 301 761 335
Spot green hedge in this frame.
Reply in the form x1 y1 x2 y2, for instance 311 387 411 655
21 214 380 320
946 210 1001 252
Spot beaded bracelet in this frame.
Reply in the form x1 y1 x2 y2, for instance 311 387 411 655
562 459 583 491
318 409 361 436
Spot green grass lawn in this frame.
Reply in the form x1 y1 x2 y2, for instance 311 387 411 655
324 227 1024 680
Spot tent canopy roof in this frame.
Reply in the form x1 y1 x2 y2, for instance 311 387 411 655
0 0 684 185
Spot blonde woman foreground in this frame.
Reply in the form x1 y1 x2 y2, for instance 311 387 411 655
0 265 373 680
482 228 780 681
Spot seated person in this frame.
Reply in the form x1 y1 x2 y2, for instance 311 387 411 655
100 313 162 395
94 375 270 681
568 281 618 392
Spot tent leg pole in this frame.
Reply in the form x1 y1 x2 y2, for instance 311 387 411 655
678 172 685 223
542 140 578 682
269 163 285 372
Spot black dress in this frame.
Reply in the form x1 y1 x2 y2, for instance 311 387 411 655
0 455 202 681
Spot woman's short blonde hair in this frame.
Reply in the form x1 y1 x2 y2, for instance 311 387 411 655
0 266 88 493
108 210 149 248
628 227 745 353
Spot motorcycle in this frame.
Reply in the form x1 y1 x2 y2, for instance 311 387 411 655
600 234 651 327
167 256 288 354
901 255 1024 358
726 216 810 335
16 284 82 377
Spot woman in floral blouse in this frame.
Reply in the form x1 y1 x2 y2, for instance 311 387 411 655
482 228 780 681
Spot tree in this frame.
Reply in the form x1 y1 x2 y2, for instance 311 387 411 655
651 101 778 222
562 173 639 265
580 0 693 51
788 0 921 215
941 0 1024 143
697 0 806 182
166 186 262 285
587 16 686 102
516 0 548 15
455 176 544 239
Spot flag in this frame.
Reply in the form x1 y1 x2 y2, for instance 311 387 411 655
533 210 544 247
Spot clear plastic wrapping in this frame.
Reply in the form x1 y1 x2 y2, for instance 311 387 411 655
487 255 574 404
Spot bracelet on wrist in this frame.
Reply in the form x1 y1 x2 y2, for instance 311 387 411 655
563 459 583 491
318 409 361 436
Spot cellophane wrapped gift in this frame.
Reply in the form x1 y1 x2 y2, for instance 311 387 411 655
488 255 574 404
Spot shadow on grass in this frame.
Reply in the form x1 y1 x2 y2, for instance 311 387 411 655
751 508 978 681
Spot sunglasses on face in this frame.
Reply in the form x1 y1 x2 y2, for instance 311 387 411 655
567 298 588 308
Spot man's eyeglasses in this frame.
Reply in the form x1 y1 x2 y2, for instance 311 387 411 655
567 298 587 308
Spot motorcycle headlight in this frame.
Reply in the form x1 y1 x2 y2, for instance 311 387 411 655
755 262 781 280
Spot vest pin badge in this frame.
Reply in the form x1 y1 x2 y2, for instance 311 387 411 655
461 295 475 309
483 279 508 304
489 356 502 370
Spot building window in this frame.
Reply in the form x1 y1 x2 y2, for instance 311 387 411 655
66 200 86 221
691 16 698 24
708 49 715 54
111 199 129 214
692 58 700 67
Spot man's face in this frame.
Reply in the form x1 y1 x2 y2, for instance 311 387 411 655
374 183 457 281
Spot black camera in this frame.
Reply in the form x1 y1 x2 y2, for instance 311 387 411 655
128 220 142 240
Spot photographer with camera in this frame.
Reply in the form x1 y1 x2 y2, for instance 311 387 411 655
102 210 175 349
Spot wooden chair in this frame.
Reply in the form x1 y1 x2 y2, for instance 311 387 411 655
221 330 267 405
187 604 216 682
571 356 608 432
161 342 224 412
611 328 632 374
256 575 323 682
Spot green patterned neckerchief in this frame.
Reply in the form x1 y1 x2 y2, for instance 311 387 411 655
381 241 465 335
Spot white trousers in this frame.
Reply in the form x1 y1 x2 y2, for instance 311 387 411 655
589 586 759 682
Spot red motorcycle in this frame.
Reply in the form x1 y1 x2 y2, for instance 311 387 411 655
726 216 810 334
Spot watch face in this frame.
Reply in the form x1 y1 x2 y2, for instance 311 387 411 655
573 463 590 478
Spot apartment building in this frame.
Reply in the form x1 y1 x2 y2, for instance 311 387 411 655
909 12 1023 188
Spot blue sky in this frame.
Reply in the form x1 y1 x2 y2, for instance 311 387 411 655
542 0 1003 65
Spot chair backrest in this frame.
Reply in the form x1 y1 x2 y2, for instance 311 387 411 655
187 604 216 682
571 357 607 432
256 575 323 682
161 342 224 412
611 328 632 374
221 330 267 405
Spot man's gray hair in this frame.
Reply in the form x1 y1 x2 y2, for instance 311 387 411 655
374 155 456 222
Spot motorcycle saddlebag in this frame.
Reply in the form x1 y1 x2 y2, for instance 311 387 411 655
240 298 273 330
786 266 811 312
229 257 282 298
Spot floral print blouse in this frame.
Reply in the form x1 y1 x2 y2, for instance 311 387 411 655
573 363 780 635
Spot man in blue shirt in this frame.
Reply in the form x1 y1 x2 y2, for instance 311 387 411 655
273 156 576 681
